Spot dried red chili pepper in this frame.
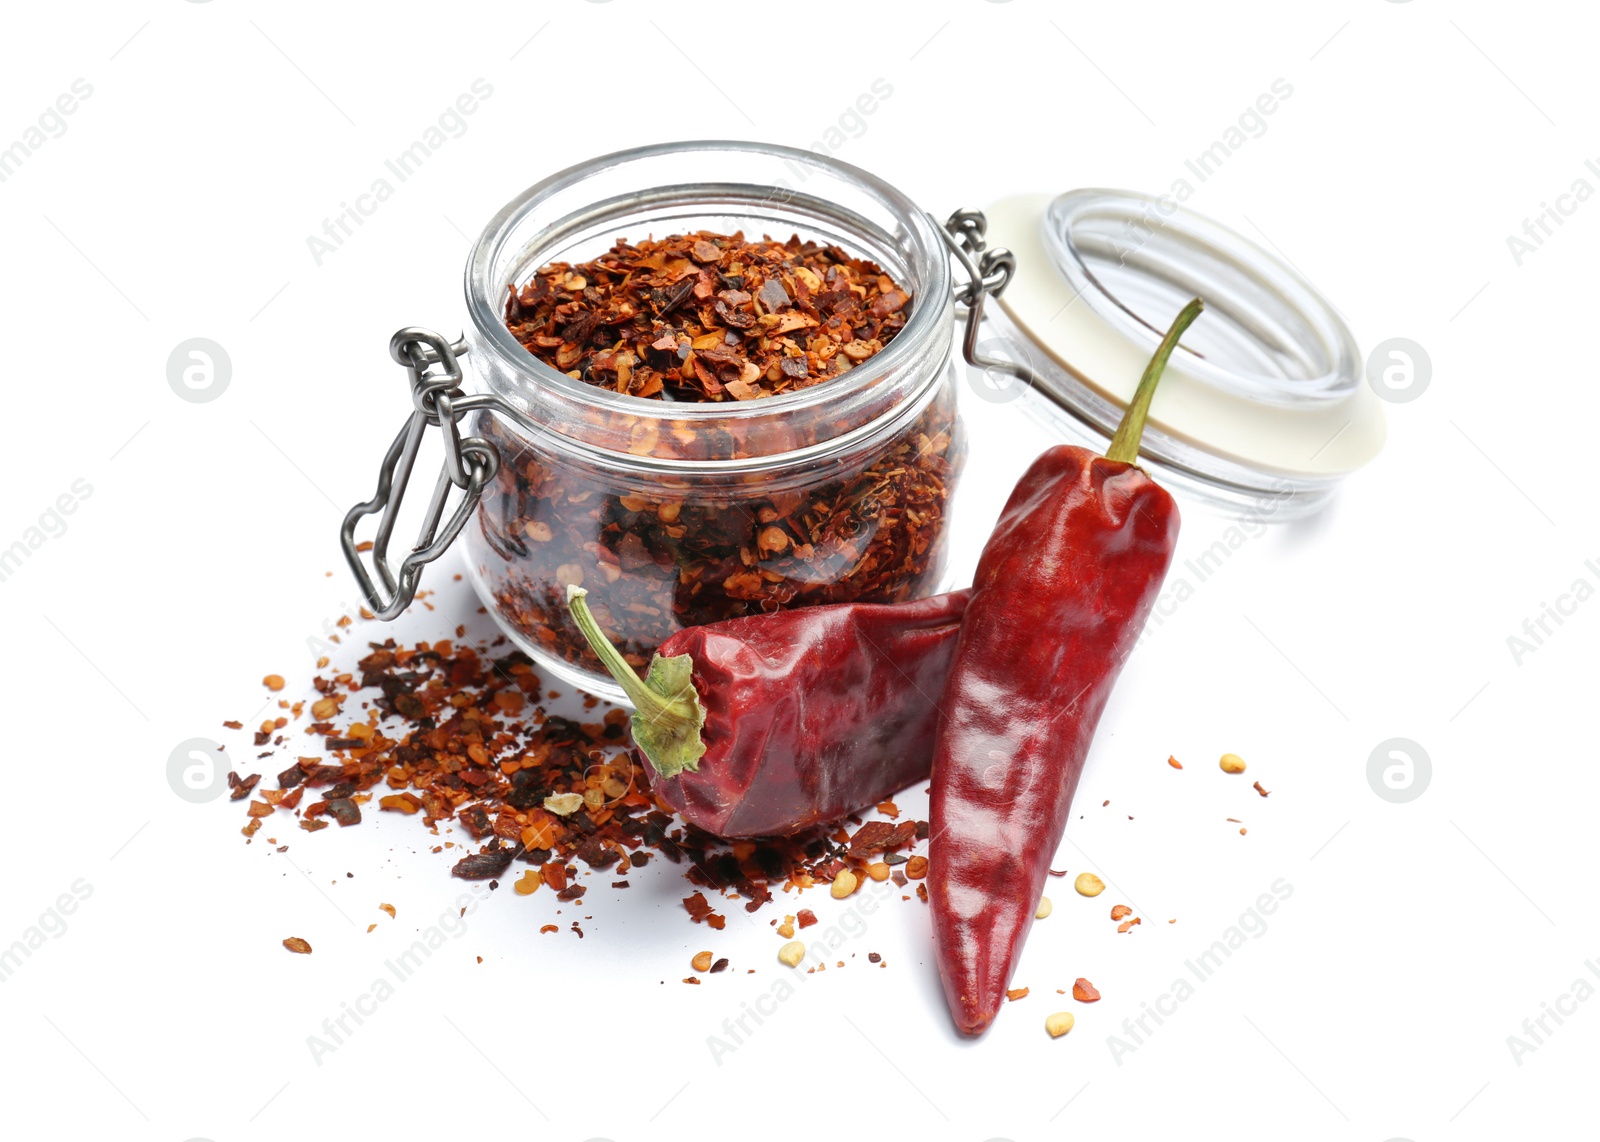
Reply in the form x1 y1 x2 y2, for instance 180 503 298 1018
927 298 1204 1036
566 584 969 837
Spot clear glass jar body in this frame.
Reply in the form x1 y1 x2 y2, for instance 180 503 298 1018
457 142 966 700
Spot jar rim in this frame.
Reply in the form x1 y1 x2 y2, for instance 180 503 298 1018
462 140 951 430
1041 189 1362 409
982 191 1384 484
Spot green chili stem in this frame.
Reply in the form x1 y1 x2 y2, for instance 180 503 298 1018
1105 297 1205 466
566 585 706 779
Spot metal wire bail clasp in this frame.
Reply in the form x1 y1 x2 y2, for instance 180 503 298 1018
340 327 501 620
936 209 1041 393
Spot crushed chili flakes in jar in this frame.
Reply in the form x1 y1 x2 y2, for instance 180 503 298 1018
505 232 912 401
474 229 964 680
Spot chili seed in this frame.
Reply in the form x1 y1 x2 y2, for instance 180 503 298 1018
691 950 713 973
1035 897 1052 919
1045 1012 1076 1038
1074 873 1105 897
263 674 285 691
778 941 806 967
867 862 890 882
1220 753 1247 774
831 870 859 899
905 855 929 880
544 793 584 816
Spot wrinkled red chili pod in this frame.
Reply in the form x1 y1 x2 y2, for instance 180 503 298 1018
928 298 1202 1035
568 587 969 838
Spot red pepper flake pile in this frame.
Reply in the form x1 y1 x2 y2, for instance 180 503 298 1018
504 231 911 401
232 635 932 924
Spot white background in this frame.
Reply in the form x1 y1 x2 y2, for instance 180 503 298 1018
0 2 1592 1140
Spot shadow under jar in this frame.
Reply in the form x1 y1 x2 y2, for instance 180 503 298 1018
459 143 966 702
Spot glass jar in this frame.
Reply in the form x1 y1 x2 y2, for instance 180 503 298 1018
450 142 964 700
342 148 1383 697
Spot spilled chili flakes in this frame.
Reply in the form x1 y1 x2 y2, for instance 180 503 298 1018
848 819 917 857
234 635 934 936
682 892 721 926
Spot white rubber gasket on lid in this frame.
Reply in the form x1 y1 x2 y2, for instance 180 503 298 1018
984 193 1385 480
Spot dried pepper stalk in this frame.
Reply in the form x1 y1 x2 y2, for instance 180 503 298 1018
928 299 1204 1035
567 584 969 838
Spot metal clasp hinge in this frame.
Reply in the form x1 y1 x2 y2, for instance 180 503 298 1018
936 209 1043 392
340 327 501 620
